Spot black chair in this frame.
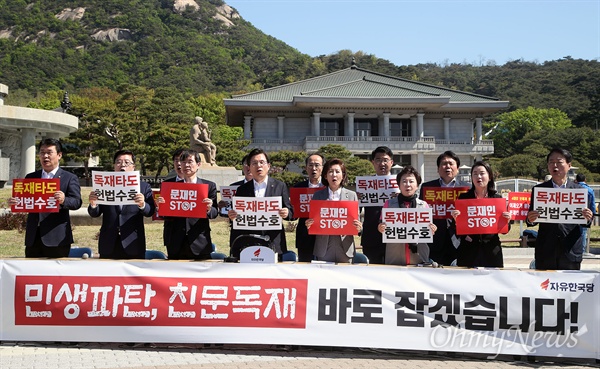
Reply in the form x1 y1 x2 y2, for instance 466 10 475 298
352 252 369 265
282 250 298 262
68 247 93 258
145 250 168 260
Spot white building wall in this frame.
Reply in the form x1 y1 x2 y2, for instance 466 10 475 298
253 117 278 139
449 119 473 140
284 117 311 138
423 118 444 139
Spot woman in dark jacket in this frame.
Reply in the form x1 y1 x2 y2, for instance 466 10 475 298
451 161 511 268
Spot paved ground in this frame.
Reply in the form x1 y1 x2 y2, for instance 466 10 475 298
1 248 598 369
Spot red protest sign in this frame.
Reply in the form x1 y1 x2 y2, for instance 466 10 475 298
308 200 359 236
11 178 60 213
159 182 208 218
454 198 509 235
507 192 531 221
420 186 469 219
290 187 322 218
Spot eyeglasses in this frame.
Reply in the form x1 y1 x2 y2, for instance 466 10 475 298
373 158 391 164
548 160 566 166
181 160 197 166
307 163 322 168
251 160 268 167
39 151 57 157
115 160 134 166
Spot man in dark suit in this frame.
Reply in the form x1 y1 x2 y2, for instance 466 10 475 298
228 148 293 258
158 149 218 260
9 138 82 258
360 146 394 264
218 155 253 248
419 150 468 266
527 148 594 270
88 150 156 259
292 153 324 262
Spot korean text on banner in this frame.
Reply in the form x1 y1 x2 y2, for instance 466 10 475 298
159 182 209 218
532 187 589 224
508 192 531 221
381 208 433 243
232 196 282 230
454 197 510 235
355 175 399 207
290 187 321 218
308 200 359 236
421 186 469 219
11 178 60 213
92 171 141 205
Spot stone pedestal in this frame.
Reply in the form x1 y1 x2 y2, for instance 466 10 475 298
197 166 241 188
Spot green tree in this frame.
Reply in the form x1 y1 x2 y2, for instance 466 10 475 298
490 107 572 157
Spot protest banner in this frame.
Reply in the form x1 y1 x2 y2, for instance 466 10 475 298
420 186 469 219
381 208 433 243
308 200 359 236
159 182 209 218
454 198 510 235
11 178 60 213
219 185 240 216
355 175 399 207
507 192 531 221
92 171 141 205
290 187 322 218
531 187 589 224
1 259 598 360
231 197 282 230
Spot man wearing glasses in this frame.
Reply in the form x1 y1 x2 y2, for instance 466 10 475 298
88 150 156 259
9 138 82 258
292 153 325 262
157 149 218 260
360 146 395 264
228 148 294 258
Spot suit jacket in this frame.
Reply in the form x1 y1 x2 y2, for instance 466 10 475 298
418 178 469 265
292 180 324 255
454 190 506 268
527 180 592 267
230 177 293 255
162 177 219 258
311 187 358 259
88 181 155 257
25 168 82 247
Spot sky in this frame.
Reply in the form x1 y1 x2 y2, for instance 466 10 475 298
225 0 600 66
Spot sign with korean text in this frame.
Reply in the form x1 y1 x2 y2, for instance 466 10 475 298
308 200 359 236
290 187 322 218
381 208 433 243
1 259 598 359
454 198 510 235
508 192 531 221
232 196 282 230
532 187 588 224
92 171 141 205
13 275 306 328
219 185 239 216
159 182 208 218
356 175 399 207
420 186 470 219
11 178 60 213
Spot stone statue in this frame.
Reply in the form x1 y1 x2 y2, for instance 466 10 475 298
190 116 217 166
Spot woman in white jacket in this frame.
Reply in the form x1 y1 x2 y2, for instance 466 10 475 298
378 165 437 265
